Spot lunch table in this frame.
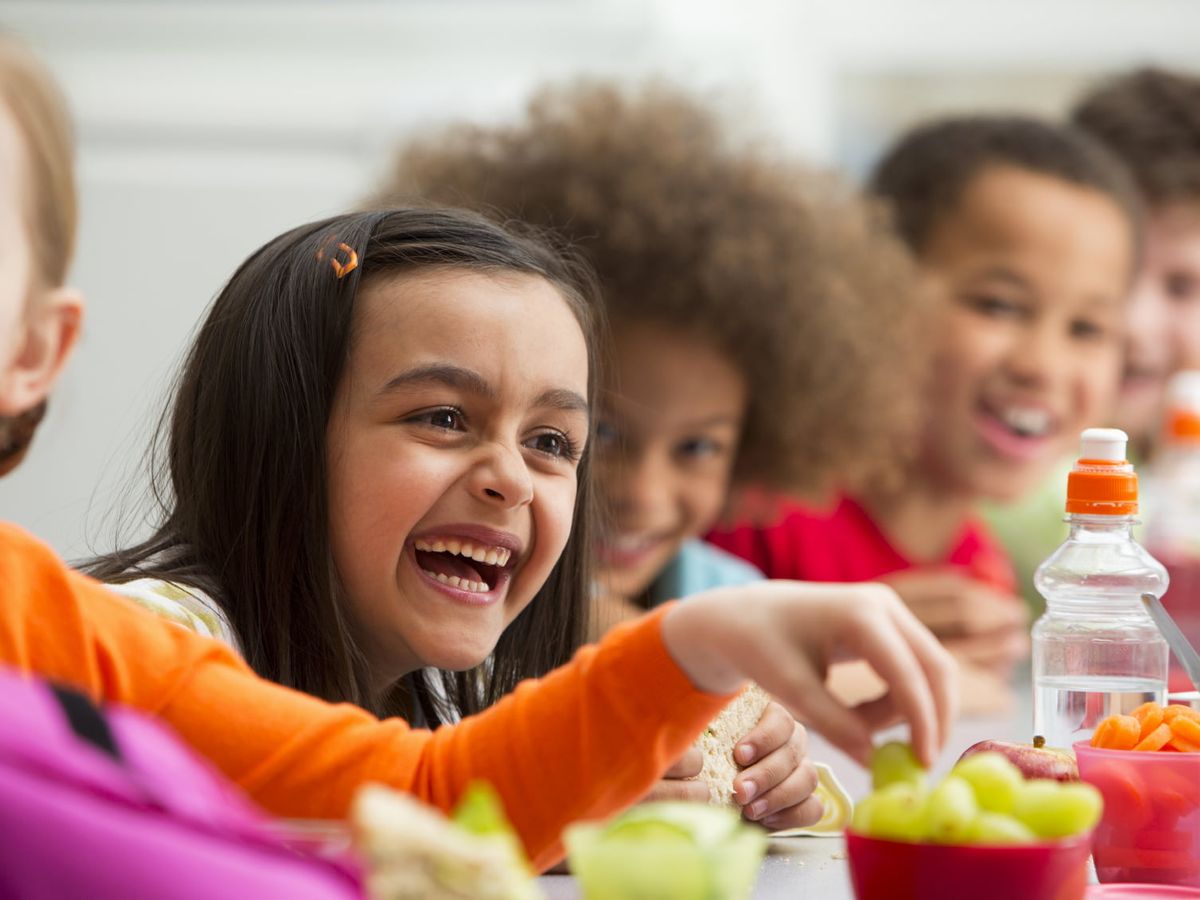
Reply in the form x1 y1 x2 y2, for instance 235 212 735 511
538 685 1034 899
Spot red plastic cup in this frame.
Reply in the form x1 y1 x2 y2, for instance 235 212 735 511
1076 741 1200 888
845 830 1092 900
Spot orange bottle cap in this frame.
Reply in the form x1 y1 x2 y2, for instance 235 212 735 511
1065 428 1138 516
1167 408 1200 441
1164 371 1200 443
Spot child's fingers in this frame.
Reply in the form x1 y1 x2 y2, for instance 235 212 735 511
760 793 824 832
733 734 807 806
944 629 1029 669
888 570 1027 636
851 693 906 732
741 761 819 823
883 593 960 761
839 596 946 767
760 651 873 765
735 701 800 766
641 777 711 805
662 745 703 779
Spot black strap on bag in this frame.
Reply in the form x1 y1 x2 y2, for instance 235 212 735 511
49 683 121 762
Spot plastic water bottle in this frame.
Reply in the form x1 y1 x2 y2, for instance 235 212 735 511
1031 428 1169 749
1143 371 1200 693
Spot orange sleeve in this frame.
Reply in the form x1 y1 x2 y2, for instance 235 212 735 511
0 524 730 870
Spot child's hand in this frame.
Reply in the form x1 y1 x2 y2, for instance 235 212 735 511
733 702 821 830
639 747 711 804
661 581 957 768
883 568 1029 674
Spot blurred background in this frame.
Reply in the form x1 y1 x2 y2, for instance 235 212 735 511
3 0 1200 558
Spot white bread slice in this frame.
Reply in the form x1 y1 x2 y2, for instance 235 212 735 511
352 784 541 900
690 683 770 806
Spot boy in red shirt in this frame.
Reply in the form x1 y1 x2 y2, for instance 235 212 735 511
711 117 1139 704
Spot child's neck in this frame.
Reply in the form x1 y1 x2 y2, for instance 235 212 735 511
860 471 977 564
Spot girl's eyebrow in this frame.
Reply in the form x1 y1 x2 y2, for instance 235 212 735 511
379 364 588 415
380 364 494 398
535 388 590 416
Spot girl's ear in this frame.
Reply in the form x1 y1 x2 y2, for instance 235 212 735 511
0 285 84 416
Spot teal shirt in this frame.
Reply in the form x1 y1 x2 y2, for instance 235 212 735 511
646 539 765 606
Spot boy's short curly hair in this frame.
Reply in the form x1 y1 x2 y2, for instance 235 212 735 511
870 115 1142 254
1072 67 1200 209
371 81 926 497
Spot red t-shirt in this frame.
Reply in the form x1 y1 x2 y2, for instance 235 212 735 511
707 495 1016 592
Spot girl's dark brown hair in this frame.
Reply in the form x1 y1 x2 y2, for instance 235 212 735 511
86 207 599 722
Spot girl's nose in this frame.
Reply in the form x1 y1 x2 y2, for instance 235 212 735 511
472 441 534 508
1006 323 1059 386
609 449 672 519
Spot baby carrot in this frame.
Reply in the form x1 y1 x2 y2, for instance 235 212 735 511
1168 715 1200 752
1093 714 1143 750
1131 701 1165 738
1133 722 1172 752
1164 704 1200 725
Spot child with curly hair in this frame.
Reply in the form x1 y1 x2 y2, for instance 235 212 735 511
709 116 1140 707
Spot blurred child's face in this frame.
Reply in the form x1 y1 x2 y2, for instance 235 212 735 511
325 270 590 681
0 101 81 441
593 324 746 600
919 165 1129 502
1118 205 1200 443
0 103 37 409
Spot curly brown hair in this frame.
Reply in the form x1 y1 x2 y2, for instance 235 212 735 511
1072 67 1200 209
371 81 926 498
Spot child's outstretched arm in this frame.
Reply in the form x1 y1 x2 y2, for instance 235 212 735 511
0 524 954 870
662 580 959 768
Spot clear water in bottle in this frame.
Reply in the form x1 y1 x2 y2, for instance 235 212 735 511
1031 428 1169 749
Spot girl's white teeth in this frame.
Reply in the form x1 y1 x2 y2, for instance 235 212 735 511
611 534 655 551
413 538 512 567
1000 407 1051 437
420 569 491 593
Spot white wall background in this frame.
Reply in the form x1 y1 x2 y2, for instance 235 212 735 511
2 0 1199 558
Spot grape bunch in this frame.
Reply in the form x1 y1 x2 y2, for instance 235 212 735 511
850 742 1102 845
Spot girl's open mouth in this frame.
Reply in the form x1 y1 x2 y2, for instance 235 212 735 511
975 398 1060 462
411 536 516 597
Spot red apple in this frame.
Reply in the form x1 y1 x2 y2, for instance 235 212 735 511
957 737 1078 782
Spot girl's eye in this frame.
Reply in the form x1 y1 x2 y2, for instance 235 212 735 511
594 421 619 446
409 407 465 431
967 293 1023 318
526 430 579 461
1070 318 1109 341
677 436 722 459
1166 272 1199 303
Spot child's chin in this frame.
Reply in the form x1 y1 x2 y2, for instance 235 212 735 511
421 641 497 673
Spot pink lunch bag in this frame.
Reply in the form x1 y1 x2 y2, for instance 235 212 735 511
0 667 363 899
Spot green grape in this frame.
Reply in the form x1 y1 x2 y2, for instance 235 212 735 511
925 775 978 844
952 752 1024 813
967 812 1037 845
850 792 880 836
870 741 927 792
857 782 928 842
1013 780 1103 839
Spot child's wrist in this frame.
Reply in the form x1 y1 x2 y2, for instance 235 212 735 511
660 600 746 696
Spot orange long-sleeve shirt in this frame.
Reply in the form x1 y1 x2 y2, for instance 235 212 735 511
0 523 731 870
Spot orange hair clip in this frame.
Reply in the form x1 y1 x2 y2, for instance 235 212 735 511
316 240 359 279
